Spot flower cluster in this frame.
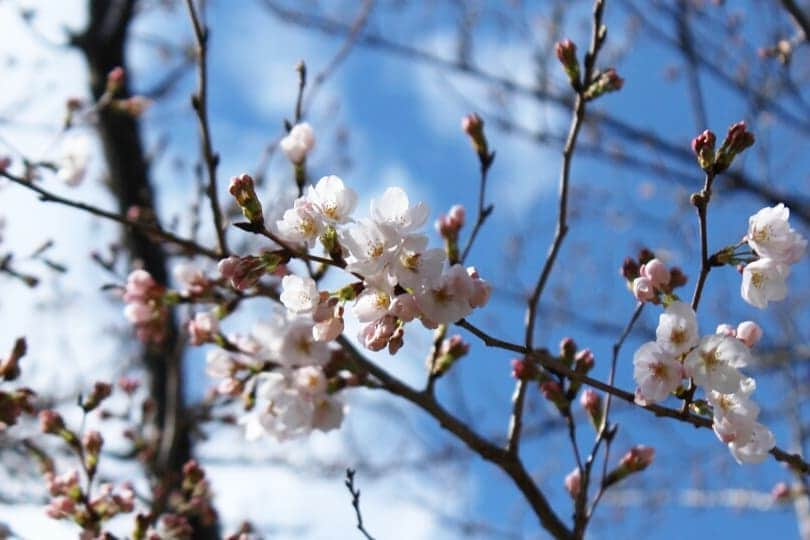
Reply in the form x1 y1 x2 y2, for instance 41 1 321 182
276 176 491 352
741 203 806 308
633 301 774 463
205 315 346 441
122 269 169 344
620 249 687 304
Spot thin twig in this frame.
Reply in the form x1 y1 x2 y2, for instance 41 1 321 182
510 0 607 460
460 154 494 263
1 170 220 260
344 468 376 540
185 0 229 256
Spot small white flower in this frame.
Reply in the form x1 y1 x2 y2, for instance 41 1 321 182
277 317 331 367
276 198 323 247
655 301 699 356
633 342 683 404
205 350 235 379
280 274 319 314
747 203 807 264
352 288 392 323
306 175 357 224
370 187 429 234
311 396 345 432
57 133 91 186
279 122 315 164
292 365 328 397
391 235 445 289
342 218 399 277
708 389 759 444
728 422 775 464
741 257 789 309
414 264 474 324
683 335 750 393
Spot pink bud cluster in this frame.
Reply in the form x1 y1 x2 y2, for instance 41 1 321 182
621 249 687 304
123 269 169 344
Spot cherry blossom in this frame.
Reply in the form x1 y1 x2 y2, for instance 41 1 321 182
57 133 91 186
306 175 358 224
633 341 683 404
279 122 315 164
683 335 749 394
655 301 699 356
747 203 807 264
414 264 475 324
741 257 789 308
728 422 775 464
280 274 319 315
275 198 323 247
370 186 429 234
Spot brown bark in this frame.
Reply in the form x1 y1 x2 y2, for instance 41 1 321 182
72 1 218 537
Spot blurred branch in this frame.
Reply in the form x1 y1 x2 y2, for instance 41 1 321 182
185 0 229 256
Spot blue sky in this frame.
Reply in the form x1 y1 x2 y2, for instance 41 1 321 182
1 0 809 538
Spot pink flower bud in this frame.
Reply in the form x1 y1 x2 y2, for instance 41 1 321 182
564 468 581 499
579 389 601 414
736 320 763 348
46 496 76 519
448 204 466 228
632 276 655 302
461 113 484 137
39 410 65 434
715 323 736 337
388 326 405 355
619 445 655 472
106 66 125 92
575 349 594 372
188 312 219 345
541 381 563 401
118 376 140 395
360 315 397 351
555 39 577 66
772 482 791 502
640 258 670 287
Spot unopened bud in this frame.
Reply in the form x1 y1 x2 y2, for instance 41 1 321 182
559 337 577 365
229 173 264 225
555 39 580 87
0 337 26 381
715 121 755 172
39 410 66 434
564 468 581 499
461 113 490 163
106 66 125 94
579 389 603 429
691 129 716 171
584 68 623 100
736 321 763 348
620 256 640 281
82 382 113 412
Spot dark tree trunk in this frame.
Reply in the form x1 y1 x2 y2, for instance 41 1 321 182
72 1 218 537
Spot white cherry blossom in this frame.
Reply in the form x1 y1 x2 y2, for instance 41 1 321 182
728 422 775 464
342 218 399 277
747 203 807 264
370 187 429 234
633 342 683 404
276 198 323 247
741 257 789 308
708 387 759 445
279 122 315 164
414 264 475 324
306 175 357 224
391 235 446 289
57 133 91 186
280 274 319 315
352 288 392 323
655 301 699 356
683 335 750 394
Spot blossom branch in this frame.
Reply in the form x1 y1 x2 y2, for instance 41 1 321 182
185 0 229 256
513 0 607 459
460 318 810 475
0 170 220 260
336 335 574 539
